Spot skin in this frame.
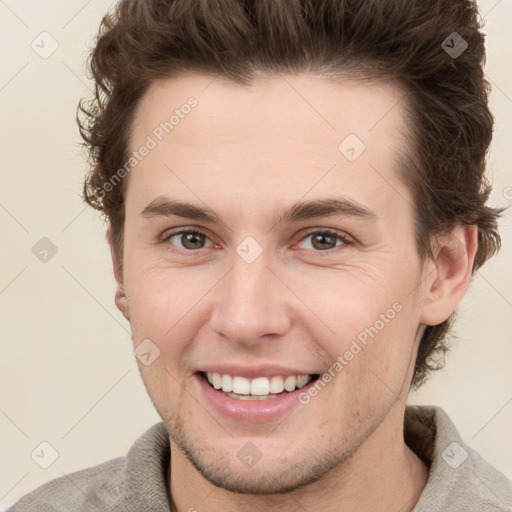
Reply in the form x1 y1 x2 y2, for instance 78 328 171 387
108 73 478 512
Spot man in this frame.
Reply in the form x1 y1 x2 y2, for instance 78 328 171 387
9 0 512 510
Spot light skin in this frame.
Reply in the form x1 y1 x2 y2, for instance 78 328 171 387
108 73 478 511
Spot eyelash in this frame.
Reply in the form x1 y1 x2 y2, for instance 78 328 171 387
159 228 353 255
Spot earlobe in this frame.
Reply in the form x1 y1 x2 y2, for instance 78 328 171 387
114 279 130 321
419 225 478 326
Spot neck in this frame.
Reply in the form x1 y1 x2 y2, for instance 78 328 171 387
168 406 429 512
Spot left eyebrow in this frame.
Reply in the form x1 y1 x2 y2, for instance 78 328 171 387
274 198 377 224
140 195 378 226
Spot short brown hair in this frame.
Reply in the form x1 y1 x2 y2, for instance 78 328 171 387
79 0 505 388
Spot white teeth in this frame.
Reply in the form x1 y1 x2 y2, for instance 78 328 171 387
296 375 309 388
250 377 270 396
221 374 233 392
205 372 312 396
284 376 297 392
269 376 285 394
232 376 251 395
212 372 222 390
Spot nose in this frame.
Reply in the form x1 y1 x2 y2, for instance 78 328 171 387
209 252 292 346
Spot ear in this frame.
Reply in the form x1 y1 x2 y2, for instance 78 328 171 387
419 225 478 326
106 226 129 321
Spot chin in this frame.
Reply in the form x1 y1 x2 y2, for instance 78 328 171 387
187 451 331 495
170 420 352 496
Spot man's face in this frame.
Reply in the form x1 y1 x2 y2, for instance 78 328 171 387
118 73 430 492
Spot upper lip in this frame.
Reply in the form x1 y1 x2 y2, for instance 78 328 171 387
198 364 318 379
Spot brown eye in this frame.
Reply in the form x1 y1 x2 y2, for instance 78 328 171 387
179 232 206 249
297 230 351 252
311 232 337 250
162 229 213 252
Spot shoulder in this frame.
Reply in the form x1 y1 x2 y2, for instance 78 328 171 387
6 456 127 511
408 405 512 512
7 422 171 512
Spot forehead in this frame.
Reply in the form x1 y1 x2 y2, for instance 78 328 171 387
126 73 412 225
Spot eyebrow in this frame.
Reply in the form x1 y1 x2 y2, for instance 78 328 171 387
140 195 377 226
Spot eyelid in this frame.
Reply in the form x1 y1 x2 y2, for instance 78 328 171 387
159 226 354 254
298 228 354 246
158 227 218 250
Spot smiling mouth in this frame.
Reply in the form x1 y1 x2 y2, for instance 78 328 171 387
199 371 320 400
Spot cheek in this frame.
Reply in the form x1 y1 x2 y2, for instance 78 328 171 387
294 265 413 339
124 261 225 373
297 263 421 388
125 256 192 316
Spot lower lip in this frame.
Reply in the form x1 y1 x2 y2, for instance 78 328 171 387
195 373 317 423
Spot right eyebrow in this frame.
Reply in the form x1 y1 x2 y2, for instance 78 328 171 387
141 197 221 223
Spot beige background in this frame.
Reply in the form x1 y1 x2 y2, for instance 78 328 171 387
1 0 511 509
